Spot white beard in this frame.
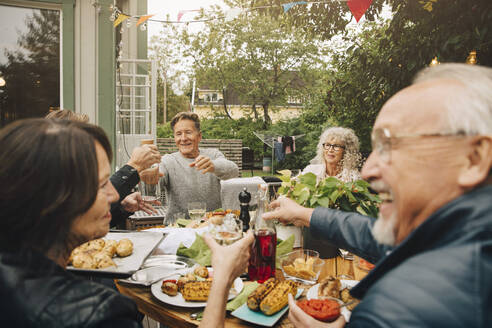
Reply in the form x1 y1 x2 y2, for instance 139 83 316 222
372 212 397 246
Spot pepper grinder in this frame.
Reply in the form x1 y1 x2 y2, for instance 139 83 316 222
238 187 251 232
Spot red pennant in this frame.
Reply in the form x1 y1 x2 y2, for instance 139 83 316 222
347 0 373 22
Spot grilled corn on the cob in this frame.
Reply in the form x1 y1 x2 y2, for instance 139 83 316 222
260 280 298 315
247 278 278 311
181 281 212 302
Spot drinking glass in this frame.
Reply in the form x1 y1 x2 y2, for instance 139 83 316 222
209 214 243 245
339 248 354 260
163 211 185 226
138 165 160 202
187 202 206 223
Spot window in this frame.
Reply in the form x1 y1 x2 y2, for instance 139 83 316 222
0 3 61 127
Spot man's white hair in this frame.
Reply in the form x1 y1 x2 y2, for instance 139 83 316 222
413 63 492 135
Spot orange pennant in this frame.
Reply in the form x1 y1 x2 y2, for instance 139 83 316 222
136 14 154 26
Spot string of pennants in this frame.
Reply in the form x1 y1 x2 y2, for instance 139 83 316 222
111 0 376 29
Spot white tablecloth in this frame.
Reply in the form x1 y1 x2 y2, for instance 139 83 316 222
220 176 265 210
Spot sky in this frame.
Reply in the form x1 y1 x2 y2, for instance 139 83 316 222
147 0 226 40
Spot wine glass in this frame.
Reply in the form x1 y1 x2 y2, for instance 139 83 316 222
187 202 206 223
339 248 354 260
209 214 243 245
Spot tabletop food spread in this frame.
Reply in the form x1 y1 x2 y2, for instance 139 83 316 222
112 210 369 327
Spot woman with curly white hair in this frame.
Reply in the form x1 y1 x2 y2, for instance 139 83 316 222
301 126 362 258
302 126 362 182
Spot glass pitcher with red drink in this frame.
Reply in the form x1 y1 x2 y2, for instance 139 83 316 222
248 184 277 283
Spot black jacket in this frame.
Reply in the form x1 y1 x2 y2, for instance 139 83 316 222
0 249 141 327
310 185 492 328
110 164 140 229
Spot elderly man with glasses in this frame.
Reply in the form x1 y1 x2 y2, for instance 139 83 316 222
263 63 492 328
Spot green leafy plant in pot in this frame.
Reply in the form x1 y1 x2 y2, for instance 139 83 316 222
277 170 380 217
276 169 380 257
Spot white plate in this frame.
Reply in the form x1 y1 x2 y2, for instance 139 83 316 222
306 280 359 322
67 231 164 277
151 268 244 308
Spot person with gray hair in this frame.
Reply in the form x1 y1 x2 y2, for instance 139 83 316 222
160 112 239 219
303 126 362 182
261 63 492 328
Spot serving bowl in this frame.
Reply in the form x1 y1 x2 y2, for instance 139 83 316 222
280 249 324 285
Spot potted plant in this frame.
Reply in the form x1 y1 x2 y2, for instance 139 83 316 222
275 170 380 255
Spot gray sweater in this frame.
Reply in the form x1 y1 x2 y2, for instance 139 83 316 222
159 148 239 219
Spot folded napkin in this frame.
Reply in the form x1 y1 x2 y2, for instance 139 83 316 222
276 234 295 269
146 226 209 255
226 281 259 311
176 234 212 266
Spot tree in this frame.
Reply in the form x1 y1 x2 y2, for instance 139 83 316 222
260 0 491 67
271 0 492 153
149 22 193 123
178 4 326 128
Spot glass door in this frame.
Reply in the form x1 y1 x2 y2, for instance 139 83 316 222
0 3 61 127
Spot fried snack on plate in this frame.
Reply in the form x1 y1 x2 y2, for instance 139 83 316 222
101 244 117 258
284 256 316 279
247 278 277 311
260 280 298 316
72 253 96 269
194 266 209 278
116 238 133 257
93 252 116 269
209 215 224 225
177 274 197 291
181 281 212 302
318 276 341 299
161 280 179 296
86 239 105 251
102 239 117 257
340 288 360 311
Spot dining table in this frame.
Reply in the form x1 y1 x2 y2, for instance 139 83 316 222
115 255 369 328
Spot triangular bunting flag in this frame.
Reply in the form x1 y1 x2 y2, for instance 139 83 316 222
136 14 154 26
282 1 307 13
347 0 373 22
113 13 130 27
177 10 200 22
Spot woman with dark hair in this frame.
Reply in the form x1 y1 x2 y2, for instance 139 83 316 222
0 118 253 328
0 118 141 327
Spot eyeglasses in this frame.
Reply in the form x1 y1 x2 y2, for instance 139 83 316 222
322 143 345 152
371 127 468 164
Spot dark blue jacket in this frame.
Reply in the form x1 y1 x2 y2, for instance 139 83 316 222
310 185 492 327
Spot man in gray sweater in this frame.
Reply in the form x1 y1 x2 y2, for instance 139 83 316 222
160 112 239 219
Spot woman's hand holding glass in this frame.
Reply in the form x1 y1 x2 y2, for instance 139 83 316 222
208 214 243 246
